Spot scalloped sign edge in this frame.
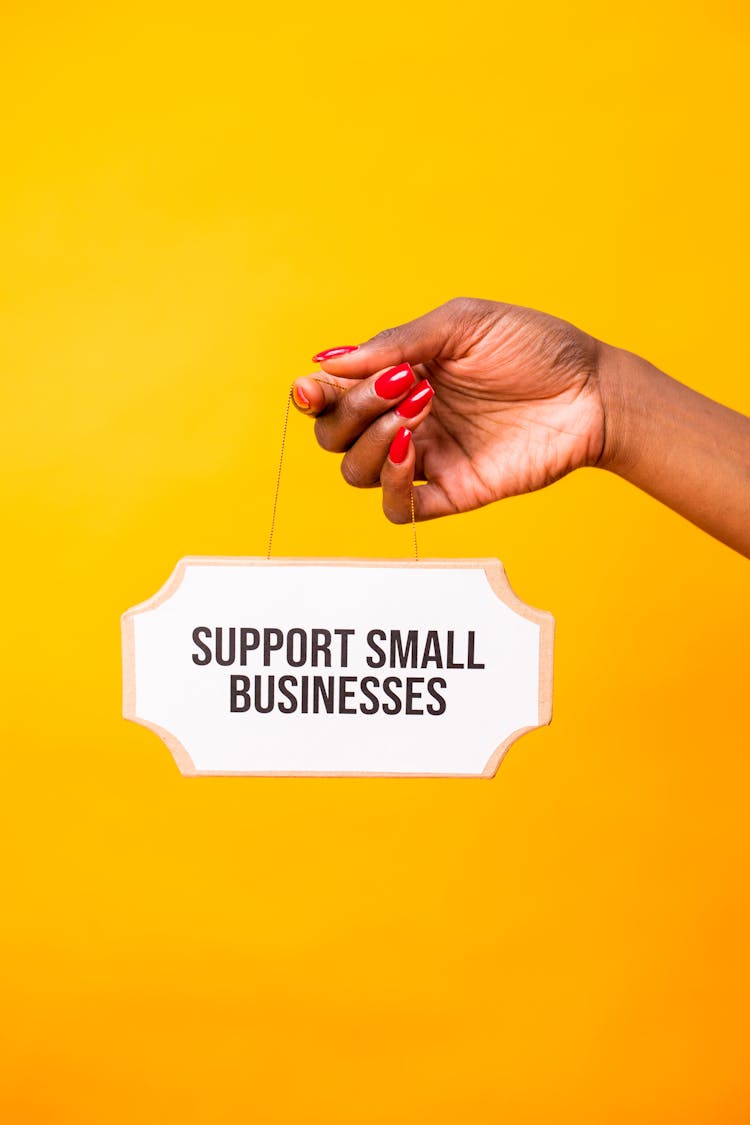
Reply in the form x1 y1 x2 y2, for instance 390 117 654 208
121 557 554 778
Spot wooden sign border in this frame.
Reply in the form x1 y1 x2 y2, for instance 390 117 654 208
122 557 554 778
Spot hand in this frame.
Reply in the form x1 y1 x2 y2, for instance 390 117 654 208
294 297 605 522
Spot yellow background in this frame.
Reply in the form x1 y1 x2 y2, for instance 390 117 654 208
2 1 749 1121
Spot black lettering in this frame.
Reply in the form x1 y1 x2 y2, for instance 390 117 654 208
426 677 447 715
311 629 332 667
467 631 485 669
240 627 259 666
263 628 284 666
391 629 419 668
405 677 424 715
334 628 355 666
215 626 235 667
338 676 357 714
192 626 212 665
382 676 403 715
230 674 251 712
359 676 380 715
313 675 335 714
286 628 307 667
446 631 463 669
420 630 442 668
366 629 387 668
253 674 275 713
278 674 298 713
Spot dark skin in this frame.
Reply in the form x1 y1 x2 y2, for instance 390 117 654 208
293 297 750 558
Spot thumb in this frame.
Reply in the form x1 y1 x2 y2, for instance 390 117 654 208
313 298 471 379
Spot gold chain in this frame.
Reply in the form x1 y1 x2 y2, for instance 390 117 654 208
267 380 419 561
266 386 293 560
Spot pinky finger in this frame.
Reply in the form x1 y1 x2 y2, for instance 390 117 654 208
381 427 416 524
381 431 455 524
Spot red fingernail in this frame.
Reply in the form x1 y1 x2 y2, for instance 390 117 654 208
389 427 412 465
292 384 310 409
312 345 359 362
396 378 434 419
374 362 415 400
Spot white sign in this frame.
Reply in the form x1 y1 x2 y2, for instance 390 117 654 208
121 558 554 777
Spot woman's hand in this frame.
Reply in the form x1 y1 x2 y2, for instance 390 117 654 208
293 297 605 522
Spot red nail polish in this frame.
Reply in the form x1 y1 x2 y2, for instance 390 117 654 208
396 379 434 419
292 384 310 409
312 345 359 362
389 427 412 465
374 362 415 400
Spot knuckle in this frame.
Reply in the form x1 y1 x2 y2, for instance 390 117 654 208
314 418 347 454
366 323 412 357
373 324 400 344
443 296 483 321
340 457 366 488
382 499 408 524
442 296 500 346
361 418 391 451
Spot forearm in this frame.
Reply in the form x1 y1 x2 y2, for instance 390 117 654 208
597 344 750 557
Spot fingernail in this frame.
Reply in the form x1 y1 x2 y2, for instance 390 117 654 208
312 345 359 363
292 384 311 410
389 427 412 465
396 378 434 419
374 362 415 400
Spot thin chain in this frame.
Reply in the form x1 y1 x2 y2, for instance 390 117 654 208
267 379 419 561
266 387 293 559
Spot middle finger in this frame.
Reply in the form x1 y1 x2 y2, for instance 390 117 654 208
313 363 421 453
339 381 435 488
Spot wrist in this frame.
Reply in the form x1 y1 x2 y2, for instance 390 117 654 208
594 342 657 478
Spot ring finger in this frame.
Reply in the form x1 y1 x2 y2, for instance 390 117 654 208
313 365 430 453
339 387 434 488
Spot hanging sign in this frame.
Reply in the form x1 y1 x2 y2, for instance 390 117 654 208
121 557 554 777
